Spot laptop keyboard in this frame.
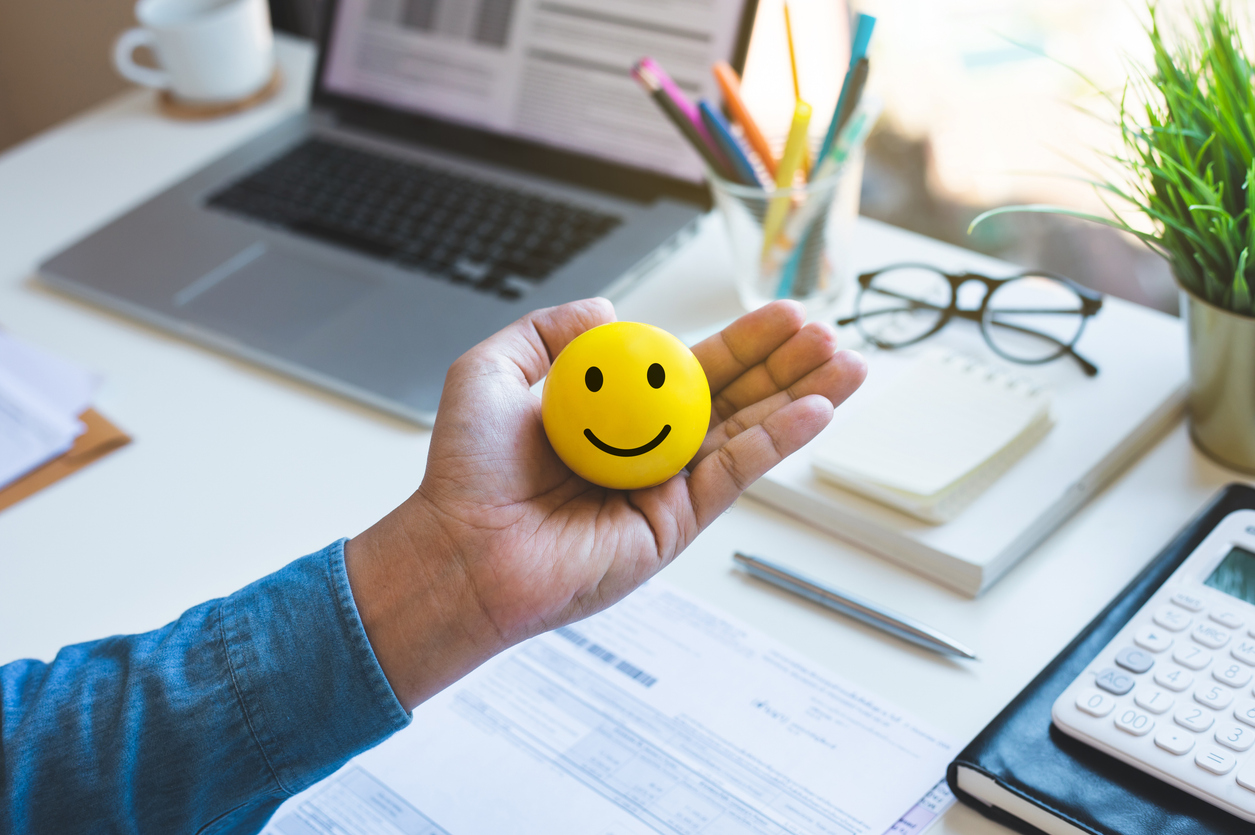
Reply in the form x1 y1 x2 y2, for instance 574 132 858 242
206 139 623 300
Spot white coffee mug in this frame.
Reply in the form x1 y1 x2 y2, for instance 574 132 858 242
113 0 275 104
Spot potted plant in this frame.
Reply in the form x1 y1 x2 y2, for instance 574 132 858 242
972 1 1255 473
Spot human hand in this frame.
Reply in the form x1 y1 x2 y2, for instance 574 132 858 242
346 298 865 710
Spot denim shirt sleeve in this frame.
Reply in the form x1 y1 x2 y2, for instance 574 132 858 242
1 539 411 835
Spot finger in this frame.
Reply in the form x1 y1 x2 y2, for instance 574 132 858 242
691 300 806 395
694 349 866 462
710 321 839 422
687 395 835 530
458 297 616 387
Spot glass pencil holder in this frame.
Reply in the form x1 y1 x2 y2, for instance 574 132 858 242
708 151 863 313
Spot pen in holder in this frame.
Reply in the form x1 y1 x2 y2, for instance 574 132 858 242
708 149 863 313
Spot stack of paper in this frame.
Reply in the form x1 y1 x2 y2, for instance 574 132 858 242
812 349 1054 523
0 332 99 491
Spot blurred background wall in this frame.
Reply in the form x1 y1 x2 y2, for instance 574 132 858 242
0 0 1196 313
0 1 137 150
0 0 323 152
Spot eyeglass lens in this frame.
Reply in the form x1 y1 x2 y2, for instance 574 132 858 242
854 266 951 347
983 276 1088 362
854 267 1089 363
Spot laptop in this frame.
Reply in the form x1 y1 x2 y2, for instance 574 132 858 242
40 0 759 425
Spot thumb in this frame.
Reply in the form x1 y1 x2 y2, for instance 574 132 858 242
461 297 617 387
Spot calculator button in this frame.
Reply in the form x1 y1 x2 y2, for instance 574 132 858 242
1115 646 1155 674
1173 644 1213 671
1114 708 1154 736
1214 663 1254 688
1171 592 1205 612
1174 703 1214 728
1238 755 1255 793
1211 610 1246 630
1155 607 1193 632
1236 702 1255 727
1176 705 1216 732
1135 688 1175 714
1193 623 1232 650
1196 684 1236 710
1135 626 1174 653
1155 665 1195 692
1196 747 1237 775
1075 688 1116 717
1215 721 1255 752
1232 638 1255 667
1095 667 1136 695
1155 727 1195 755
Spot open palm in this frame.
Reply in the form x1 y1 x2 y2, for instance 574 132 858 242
348 297 865 710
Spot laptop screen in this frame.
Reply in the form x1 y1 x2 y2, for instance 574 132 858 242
321 0 751 184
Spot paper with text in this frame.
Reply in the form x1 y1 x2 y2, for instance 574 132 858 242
0 333 97 489
262 581 956 835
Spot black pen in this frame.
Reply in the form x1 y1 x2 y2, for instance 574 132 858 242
833 57 870 140
632 61 735 181
733 552 978 659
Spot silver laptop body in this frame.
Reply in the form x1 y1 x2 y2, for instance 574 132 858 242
40 0 758 424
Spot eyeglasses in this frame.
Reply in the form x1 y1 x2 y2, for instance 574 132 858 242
836 264 1104 376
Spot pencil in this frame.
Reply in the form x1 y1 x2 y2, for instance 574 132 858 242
713 61 778 178
781 1 811 173
632 62 735 180
784 2 801 101
832 57 869 142
760 100 811 259
849 12 877 66
636 57 729 171
816 13 876 169
698 100 763 186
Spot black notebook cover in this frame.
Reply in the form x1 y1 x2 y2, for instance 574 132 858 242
947 483 1255 835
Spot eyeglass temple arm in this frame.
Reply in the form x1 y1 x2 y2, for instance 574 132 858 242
985 318 1100 376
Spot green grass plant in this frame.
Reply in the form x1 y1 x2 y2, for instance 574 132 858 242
970 2 1255 315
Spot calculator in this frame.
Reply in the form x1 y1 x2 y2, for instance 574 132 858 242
1053 509 1255 822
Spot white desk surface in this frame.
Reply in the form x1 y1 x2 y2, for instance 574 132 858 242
1 36 1250 834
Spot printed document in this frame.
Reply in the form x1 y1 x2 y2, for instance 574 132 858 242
262 581 956 835
0 333 96 489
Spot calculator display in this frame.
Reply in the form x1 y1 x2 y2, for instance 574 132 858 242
1204 545 1255 604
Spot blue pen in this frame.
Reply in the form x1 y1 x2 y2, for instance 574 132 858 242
698 100 761 186
815 13 876 168
849 11 876 65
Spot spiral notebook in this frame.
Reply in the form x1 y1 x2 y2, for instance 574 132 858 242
811 349 1054 524
741 285 1186 596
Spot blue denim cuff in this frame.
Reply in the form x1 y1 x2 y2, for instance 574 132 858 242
220 539 410 795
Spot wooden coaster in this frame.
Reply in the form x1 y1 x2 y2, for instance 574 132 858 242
158 67 283 121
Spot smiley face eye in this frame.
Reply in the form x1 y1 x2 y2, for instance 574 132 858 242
647 363 665 389
585 366 603 392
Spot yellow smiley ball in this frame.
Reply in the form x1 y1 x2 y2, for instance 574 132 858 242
542 321 711 490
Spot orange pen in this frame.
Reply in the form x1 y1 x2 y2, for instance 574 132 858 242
712 61 778 178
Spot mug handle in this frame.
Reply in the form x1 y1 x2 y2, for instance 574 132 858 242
112 28 171 89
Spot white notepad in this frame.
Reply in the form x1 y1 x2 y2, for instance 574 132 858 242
812 349 1054 523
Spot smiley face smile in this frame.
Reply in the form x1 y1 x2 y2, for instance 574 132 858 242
541 321 710 490
584 425 672 457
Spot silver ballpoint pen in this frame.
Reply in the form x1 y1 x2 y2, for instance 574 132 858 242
733 552 978 660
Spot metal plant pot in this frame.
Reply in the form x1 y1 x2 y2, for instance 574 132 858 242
1183 289 1255 474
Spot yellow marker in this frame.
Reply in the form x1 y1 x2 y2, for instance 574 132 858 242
782 3 811 172
760 100 812 260
542 322 710 490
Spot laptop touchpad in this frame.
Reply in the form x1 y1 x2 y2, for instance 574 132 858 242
178 244 376 348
